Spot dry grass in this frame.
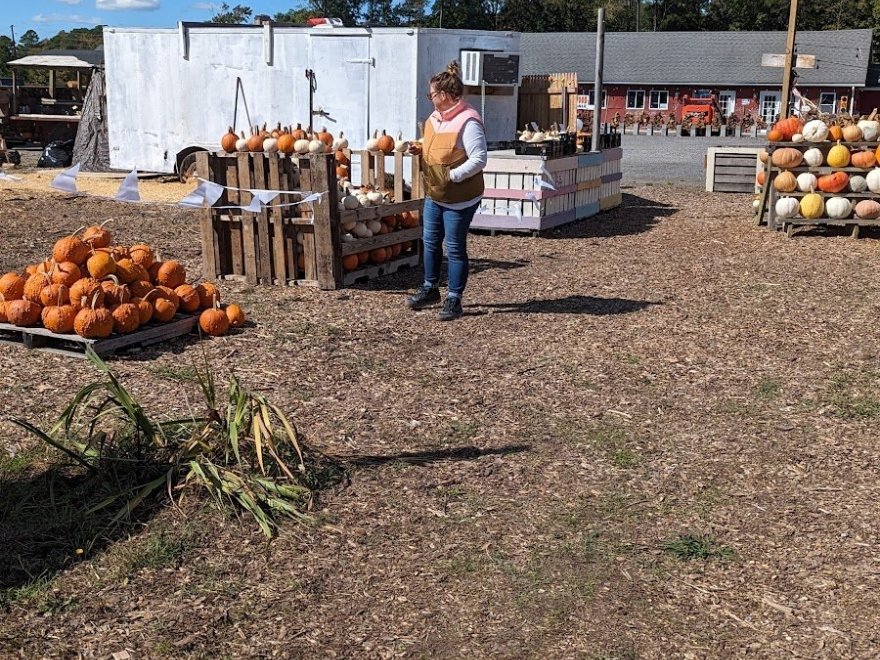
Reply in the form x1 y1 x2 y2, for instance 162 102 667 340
1 183 879 658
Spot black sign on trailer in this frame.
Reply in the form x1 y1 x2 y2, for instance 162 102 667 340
481 54 520 85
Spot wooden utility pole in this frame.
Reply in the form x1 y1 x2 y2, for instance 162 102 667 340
780 0 799 119
591 7 605 152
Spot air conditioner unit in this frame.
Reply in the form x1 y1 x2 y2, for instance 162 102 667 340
460 50 520 86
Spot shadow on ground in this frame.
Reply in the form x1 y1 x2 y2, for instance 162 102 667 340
476 295 660 316
547 192 678 239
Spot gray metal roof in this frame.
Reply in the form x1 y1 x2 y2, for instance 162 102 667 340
520 30 873 87
9 49 104 69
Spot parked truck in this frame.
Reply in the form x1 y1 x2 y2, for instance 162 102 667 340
102 24 521 177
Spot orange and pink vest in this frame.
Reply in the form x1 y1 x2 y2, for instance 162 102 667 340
421 102 485 204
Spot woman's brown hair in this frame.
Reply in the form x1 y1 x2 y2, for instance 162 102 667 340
430 60 464 99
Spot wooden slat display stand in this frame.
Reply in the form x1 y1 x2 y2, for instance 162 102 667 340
758 141 880 238
197 151 424 289
705 147 763 193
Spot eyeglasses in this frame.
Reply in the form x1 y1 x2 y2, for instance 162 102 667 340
426 90 443 101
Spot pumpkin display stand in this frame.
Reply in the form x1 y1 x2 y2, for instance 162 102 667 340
196 151 423 289
757 124 880 238
0 315 199 359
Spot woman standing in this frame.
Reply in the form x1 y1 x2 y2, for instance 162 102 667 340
406 61 488 321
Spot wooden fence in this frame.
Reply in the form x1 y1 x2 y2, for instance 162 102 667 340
518 73 578 133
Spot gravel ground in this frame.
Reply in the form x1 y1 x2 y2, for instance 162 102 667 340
621 134 763 186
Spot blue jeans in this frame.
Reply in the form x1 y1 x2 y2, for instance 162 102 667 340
422 198 479 297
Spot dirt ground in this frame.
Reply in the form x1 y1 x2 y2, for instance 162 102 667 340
1 179 880 659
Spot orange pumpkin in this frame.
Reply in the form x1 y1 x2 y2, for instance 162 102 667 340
342 254 359 272
129 244 154 269
131 297 154 325
6 299 42 327
199 303 229 336
69 278 104 309
277 133 295 154
73 294 113 338
53 236 90 265
369 247 388 264
111 303 141 334
41 304 77 334
290 123 306 140
174 284 201 313
196 282 220 309
23 272 51 304
156 260 186 289
376 130 394 154
336 164 349 179
40 283 70 307
851 150 876 169
767 129 783 142
82 224 112 250
225 303 245 328
86 251 116 279
335 149 350 165
316 127 334 146
220 126 238 153
817 171 849 193
52 262 81 287
756 171 766 186
774 116 803 140
828 123 844 142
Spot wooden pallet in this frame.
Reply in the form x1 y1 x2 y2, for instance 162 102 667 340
0 315 199 359
705 147 762 193
343 252 420 286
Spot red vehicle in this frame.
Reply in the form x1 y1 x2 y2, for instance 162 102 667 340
679 92 721 128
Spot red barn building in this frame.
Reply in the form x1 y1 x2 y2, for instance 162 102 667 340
520 29 875 126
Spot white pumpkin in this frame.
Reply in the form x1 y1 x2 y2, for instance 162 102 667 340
332 132 349 150
775 197 800 219
293 138 310 154
802 119 829 143
341 194 360 210
341 233 355 243
857 120 879 142
796 172 817 192
308 138 325 154
752 198 761 211
235 135 249 152
866 168 880 193
826 196 852 219
356 193 370 207
791 133 804 143
352 222 371 238
367 219 383 234
802 147 824 167
262 137 278 153
849 175 868 192
366 191 384 205
366 130 380 151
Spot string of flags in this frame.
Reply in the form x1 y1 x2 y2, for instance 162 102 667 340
19 163 328 213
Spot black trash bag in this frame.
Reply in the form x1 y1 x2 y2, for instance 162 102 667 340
37 139 75 168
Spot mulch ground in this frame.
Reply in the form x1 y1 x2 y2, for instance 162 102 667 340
1 183 880 658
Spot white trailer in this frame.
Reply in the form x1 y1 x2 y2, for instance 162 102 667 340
102 24 521 175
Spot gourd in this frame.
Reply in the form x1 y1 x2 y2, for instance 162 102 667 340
796 172 817 192
174 284 201 313
156 260 186 289
262 135 279 153
308 133 325 154
825 197 852 219
828 123 843 142
23 272 51 304
799 193 824 219
316 127 334 147
100 275 132 306
857 119 879 141
82 221 112 249
294 137 311 155
519 125 534 142
865 168 880 193
74 294 113 338
246 127 264 152
803 148 824 167
196 282 220 309
42 303 77 333
225 303 246 328
851 150 876 169
235 131 249 152
341 194 359 210
40 283 69 307
376 130 395 154
842 124 863 142
0 272 25 300
394 131 410 153
52 261 81 287
366 130 380 151
791 133 804 143
855 199 880 219
775 197 799 219
802 119 829 142
6 299 42 327
277 131 295 154
111 303 141 334
87 251 116 279
770 148 803 169
773 117 803 140
826 143 850 168
199 301 230 336
69 278 103 309
817 171 849 193
221 127 238 153
53 235 90 265
772 170 797 192
129 244 154 269
849 175 868 192
332 132 349 150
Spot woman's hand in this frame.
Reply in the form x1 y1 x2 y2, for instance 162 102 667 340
407 142 423 156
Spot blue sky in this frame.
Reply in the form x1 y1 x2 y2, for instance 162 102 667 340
9 1 314 41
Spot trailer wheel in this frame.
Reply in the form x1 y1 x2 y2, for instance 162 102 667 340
178 152 199 183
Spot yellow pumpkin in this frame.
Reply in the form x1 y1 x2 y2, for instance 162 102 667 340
799 193 824 219
826 143 850 168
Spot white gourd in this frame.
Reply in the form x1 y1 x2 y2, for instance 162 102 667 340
791 133 804 143
367 220 383 234
752 199 761 211
802 148 824 167
341 233 355 243
802 119 829 142
262 137 278 153
356 194 371 207
366 191 384 205
341 194 360 210
775 197 800 219
519 125 534 142
866 169 880 193
826 197 852 219
849 175 868 192
332 132 349 150
394 131 410 153
308 137 325 154
366 130 380 151
235 133 249 152
293 138 310 154
352 222 370 238
530 131 547 142
857 120 879 141
796 172 817 192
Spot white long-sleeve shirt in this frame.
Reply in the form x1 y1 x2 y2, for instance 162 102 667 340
436 118 488 210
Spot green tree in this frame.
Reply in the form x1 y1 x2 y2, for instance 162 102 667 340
18 30 40 54
211 3 253 23
428 0 492 29
274 8 322 22
397 0 429 26
304 1 364 26
41 27 104 51
363 0 399 25
0 35 15 76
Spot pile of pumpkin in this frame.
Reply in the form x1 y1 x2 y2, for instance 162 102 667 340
0 225 244 339
757 115 880 221
220 123 339 156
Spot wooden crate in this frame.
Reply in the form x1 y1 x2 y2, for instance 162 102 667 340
705 147 763 193
198 151 424 289
0 315 199 359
